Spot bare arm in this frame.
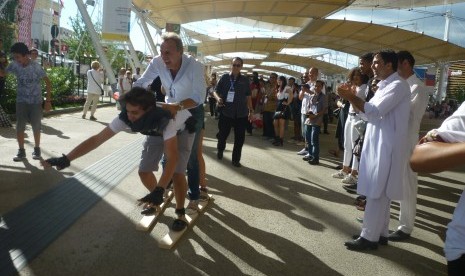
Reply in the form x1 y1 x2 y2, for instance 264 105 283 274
66 126 116 161
43 76 52 112
410 142 465 173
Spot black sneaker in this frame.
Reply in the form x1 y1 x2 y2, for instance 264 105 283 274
343 183 358 193
32 147 41 160
13 149 26 162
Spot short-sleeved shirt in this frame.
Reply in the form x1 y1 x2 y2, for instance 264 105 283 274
6 60 46 104
109 109 191 141
216 73 251 118
308 92 325 125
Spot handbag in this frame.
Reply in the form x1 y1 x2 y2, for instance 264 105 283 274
354 119 367 135
352 135 364 159
90 70 104 95
273 103 288 120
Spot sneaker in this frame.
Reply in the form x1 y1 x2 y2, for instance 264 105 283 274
199 187 210 202
32 147 41 160
186 200 199 215
331 170 347 179
342 174 358 184
297 148 308 155
343 183 358 193
90 116 97 121
302 154 313 161
13 148 26 162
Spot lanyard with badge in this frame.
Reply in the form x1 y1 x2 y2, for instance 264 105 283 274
226 77 236 103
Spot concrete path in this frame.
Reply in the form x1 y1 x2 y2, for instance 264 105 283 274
0 105 461 276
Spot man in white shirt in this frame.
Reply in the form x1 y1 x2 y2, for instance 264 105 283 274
338 50 411 251
389 51 430 241
43 87 196 232
410 102 465 275
133 32 206 217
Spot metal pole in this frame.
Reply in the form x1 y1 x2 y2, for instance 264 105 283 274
75 0 117 91
132 8 158 56
127 40 142 69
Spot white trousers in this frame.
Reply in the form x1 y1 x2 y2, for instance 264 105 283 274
360 193 391 242
342 114 360 170
83 93 100 116
397 146 418 234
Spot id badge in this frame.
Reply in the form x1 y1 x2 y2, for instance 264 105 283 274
226 91 235 102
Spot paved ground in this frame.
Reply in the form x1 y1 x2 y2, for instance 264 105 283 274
0 105 462 276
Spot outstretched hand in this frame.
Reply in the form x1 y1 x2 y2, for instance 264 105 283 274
41 154 71 170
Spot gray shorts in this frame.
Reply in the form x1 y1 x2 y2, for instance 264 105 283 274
175 129 195 174
139 135 164 172
16 102 43 133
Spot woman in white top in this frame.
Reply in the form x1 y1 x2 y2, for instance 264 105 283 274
82 61 103 120
272 75 293 146
332 67 368 184
120 70 133 95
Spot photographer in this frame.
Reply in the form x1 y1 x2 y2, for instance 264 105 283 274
304 80 325 165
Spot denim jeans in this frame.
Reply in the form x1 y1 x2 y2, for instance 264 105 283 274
187 105 204 201
301 114 308 149
305 125 320 161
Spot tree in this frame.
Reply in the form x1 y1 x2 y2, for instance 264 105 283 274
63 14 132 76
0 0 18 50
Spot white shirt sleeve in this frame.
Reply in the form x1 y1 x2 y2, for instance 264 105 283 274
108 117 131 134
162 109 192 140
436 102 465 143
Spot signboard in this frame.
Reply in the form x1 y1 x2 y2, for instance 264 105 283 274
187 45 197 56
102 0 131 41
166 23 181 34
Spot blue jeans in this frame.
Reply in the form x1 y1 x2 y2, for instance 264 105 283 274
187 105 204 201
305 125 320 161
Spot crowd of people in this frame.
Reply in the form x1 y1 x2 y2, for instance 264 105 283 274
1 34 465 274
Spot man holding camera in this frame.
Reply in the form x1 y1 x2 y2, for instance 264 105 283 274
304 80 326 165
214 57 253 167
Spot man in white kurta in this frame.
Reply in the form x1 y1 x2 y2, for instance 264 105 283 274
389 51 430 241
338 50 411 251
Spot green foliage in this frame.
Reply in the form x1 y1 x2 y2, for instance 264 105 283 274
1 74 17 113
456 85 465 104
0 0 18 50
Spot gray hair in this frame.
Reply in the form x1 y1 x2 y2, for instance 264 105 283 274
162 32 183 53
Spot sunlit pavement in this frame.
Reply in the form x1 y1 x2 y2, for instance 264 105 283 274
0 105 459 276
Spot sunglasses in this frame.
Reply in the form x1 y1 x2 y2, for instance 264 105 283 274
232 64 242 67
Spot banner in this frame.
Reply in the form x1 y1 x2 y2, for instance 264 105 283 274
17 0 37 48
102 0 131 41
166 23 181 34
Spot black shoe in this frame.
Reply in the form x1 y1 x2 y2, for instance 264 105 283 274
388 230 411 241
343 183 357 193
324 131 330 134
344 237 378 251
302 154 313 161
217 150 223 160
141 207 156 215
352 235 388 245
232 161 242 168
308 159 319 165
